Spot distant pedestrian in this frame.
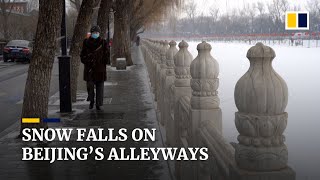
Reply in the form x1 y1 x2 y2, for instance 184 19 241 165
136 35 140 46
80 25 110 110
290 37 294 46
109 38 113 47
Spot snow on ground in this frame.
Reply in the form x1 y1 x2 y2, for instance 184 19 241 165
186 41 320 180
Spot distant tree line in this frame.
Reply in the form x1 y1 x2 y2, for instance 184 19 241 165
147 0 320 36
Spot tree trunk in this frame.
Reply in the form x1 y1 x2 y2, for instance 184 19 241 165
112 1 132 66
3 15 9 40
97 0 110 39
0 11 10 40
69 0 100 102
70 0 82 12
130 23 143 42
20 0 63 135
130 27 136 42
74 0 82 12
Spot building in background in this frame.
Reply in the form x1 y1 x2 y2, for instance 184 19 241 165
0 0 38 41
1 0 28 14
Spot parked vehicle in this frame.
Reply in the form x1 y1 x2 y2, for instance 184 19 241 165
292 32 309 40
0 41 7 55
3 40 33 63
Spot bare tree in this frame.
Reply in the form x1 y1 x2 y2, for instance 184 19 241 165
244 3 256 33
0 0 16 40
168 14 178 34
97 0 111 39
151 0 319 36
209 6 219 33
69 0 101 102
112 0 182 65
256 1 265 15
69 0 82 12
255 1 265 33
306 0 320 14
183 0 197 34
292 5 301 11
26 0 39 12
69 0 181 102
268 0 289 22
20 0 63 135
112 0 131 65
268 0 285 33
306 0 320 31
209 6 219 21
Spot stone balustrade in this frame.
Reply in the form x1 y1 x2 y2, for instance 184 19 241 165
140 39 295 180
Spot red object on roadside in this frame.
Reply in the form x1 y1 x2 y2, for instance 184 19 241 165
22 47 29 54
109 39 113 47
3 47 10 53
86 32 91 39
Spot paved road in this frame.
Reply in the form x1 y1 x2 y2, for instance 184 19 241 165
0 46 172 180
0 60 60 133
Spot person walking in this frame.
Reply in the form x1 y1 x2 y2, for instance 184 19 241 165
80 25 110 110
136 35 140 46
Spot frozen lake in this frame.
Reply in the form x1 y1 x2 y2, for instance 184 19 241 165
186 41 320 180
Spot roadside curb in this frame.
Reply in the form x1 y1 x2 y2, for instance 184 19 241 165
0 120 20 141
0 91 87 141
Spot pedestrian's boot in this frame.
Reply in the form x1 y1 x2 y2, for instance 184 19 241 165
89 102 94 109
96 105 101 111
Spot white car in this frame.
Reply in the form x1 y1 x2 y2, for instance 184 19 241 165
292 32 309 40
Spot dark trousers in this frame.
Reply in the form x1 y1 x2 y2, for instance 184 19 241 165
87 81 104 106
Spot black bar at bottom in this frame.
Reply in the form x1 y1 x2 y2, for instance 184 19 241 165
58 55 72 113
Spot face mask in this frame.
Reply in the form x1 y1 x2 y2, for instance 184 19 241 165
91 33 100 39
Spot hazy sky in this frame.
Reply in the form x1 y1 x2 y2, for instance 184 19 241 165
195 0 307 15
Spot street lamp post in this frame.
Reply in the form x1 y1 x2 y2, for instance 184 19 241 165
58 0 72 113
108 8 114 65
107 9 110 44
60 0 67 56
107 8 114 43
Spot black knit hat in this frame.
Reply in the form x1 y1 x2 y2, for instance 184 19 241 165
90 26 101 33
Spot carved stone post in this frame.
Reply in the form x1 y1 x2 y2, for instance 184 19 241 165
190 41 222 138
158 40 169 125
172 40 193 146
146 40 152 75
154 40 162 101
173 41 193 180
153 41 160 101
190 41 222 180
149 40 156 90
162 40 178 145
147 41 154 81
152 41 159 90
233 42 295 180
141 40 149 69
174 40 193 91
140 40 146 61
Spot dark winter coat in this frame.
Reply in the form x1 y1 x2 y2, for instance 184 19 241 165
80 37 110 82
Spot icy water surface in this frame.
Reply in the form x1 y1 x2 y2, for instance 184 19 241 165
187 41 320 180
